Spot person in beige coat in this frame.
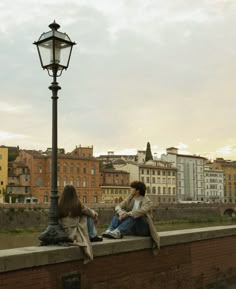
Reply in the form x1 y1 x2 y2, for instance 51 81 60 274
59 185 103 264
102 181 160 251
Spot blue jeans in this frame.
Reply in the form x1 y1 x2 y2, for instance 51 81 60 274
87 217 97 238
108 214 150 236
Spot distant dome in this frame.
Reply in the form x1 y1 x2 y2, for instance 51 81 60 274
113 159 126 165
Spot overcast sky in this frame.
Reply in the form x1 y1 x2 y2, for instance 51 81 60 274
0 0 236 159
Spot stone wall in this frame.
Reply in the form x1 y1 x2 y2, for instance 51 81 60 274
0 225 236 289
0 205 222 230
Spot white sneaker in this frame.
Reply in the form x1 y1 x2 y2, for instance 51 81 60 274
107 229 123 239
102 229 112 238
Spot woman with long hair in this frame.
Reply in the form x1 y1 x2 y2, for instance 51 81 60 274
59 185 102 263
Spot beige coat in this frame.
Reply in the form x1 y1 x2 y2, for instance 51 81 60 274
60 206 97 264
115 194 160 251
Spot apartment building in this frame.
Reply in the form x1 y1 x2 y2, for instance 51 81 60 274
12 146 101 204
113 158 176 204
212 158 236 203
113 160 139 182
204 164 224 203
7 161 30 203
100 169 130 203
161 147 207 202
139 160 177 204
0 147 8 203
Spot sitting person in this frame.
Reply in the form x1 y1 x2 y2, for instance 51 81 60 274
102 181 160 250
59 185 102 264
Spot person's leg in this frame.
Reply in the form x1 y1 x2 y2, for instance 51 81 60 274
108 217 150 239
87 216 97 238
102 214 125 238
107 214 121 231
87 217 103 242
116 216 137 235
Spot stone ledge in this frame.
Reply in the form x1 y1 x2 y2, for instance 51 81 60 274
0 225 236 273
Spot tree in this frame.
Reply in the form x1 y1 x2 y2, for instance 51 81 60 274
145 142 153 162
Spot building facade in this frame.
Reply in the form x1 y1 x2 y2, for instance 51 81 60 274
0 147 8 203
162 147 206 202
212 158 236 203
11 147 101 204
139 160 177 205
100 169 130 203
204 164 224 203
7 161 31 203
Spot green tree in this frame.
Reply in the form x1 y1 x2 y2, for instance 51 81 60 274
145 142 153 162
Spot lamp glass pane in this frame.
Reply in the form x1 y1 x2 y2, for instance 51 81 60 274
54 39 72 68
37 40 53 67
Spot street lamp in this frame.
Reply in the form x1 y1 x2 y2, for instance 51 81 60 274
34 21 76 245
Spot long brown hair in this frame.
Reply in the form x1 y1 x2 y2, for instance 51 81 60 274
58 185 83 218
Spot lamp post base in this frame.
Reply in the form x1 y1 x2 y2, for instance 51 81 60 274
39 224 71 246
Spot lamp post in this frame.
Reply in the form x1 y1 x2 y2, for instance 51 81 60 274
34 21 76 245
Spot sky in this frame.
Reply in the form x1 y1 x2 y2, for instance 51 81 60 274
0 0 236 160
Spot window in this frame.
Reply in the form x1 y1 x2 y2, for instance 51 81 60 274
152 187 156 194
91 168 95 175
83 194 87 203
57 177 60 186
37 178 43 186
94 195 98 203
70 177 74 185
44 194 49 203
63 176 67 186
83 167 86 174
38 164 42 173
77 165 80 174
70 164 74 174
63 163 67 173
83 177 86 187
76 177 80 187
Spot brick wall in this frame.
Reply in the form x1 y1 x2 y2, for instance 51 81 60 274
1 232 236 289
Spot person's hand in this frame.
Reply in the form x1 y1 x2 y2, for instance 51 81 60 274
126 212 132 217
118 211 128 220
94 212 99 225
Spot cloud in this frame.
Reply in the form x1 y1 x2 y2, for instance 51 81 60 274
0 0 235 160
0 130 27 141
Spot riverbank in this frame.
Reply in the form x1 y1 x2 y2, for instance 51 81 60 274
1 216 235 250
